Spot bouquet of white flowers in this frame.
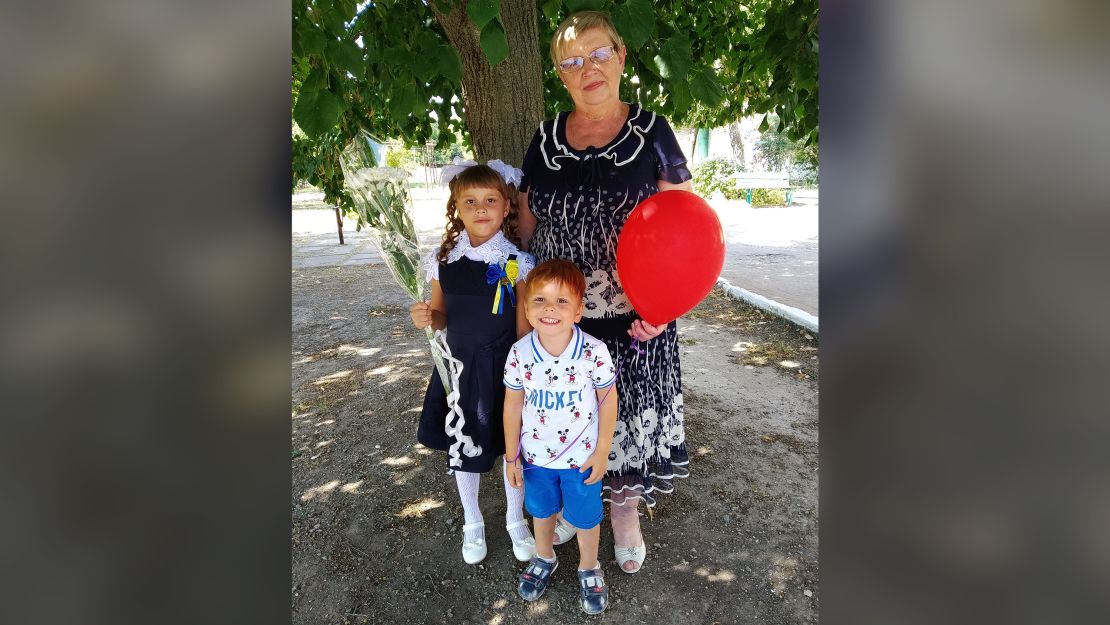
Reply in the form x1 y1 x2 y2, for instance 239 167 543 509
338 130 450 392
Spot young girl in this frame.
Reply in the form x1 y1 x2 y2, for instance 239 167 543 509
409 161 536 565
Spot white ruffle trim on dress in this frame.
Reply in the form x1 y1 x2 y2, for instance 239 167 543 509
424 231 534 283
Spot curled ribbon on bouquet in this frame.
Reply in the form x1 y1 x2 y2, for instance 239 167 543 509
433 329 482 471
486 260 518 315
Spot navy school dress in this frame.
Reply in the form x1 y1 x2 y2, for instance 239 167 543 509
417 246 523 474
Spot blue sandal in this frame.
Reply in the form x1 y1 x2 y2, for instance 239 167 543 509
518 556 558 601
578 566 609 614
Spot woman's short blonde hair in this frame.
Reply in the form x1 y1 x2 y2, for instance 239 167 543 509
549 11 625 66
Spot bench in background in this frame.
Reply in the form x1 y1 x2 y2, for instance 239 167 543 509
730 171 793 206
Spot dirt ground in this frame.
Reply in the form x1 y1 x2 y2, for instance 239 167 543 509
292 263 819 625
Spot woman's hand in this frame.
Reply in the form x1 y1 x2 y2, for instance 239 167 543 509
628 318 665 342
409 301 433 329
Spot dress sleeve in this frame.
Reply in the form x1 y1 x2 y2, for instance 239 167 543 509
423 249 440 282
519 126 543 191
503 345 524 390
651 115 693 184
513 252 535 284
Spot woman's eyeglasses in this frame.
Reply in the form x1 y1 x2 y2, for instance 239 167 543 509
557 46 616 73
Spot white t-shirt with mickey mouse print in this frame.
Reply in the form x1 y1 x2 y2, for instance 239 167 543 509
503 325 616 470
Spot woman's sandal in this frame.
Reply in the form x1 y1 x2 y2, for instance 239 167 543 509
506 519 536 562
553 517 577 546
614 536 647 574
461 521 487 564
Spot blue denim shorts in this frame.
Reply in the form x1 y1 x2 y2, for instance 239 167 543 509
522 464 603 530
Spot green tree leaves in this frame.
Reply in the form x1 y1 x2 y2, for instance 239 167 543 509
466 0 500 27
328 39 364 76
299 26 327 56
294 86 344 139
292 0 819 214
480 21 510 66
468 0 510 67
654 34 692 81
689 67 725 108
434 45 463 84
565 0 605 12
294 65 345 138
612 0 654 51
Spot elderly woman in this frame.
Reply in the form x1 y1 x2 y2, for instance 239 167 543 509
517 10 694 576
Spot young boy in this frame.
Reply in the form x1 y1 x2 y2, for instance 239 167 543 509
503 259 618 615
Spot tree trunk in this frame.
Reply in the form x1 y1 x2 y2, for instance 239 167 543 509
432 0 545 167
728 121 745 166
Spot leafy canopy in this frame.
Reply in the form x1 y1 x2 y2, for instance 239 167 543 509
292 0 817 213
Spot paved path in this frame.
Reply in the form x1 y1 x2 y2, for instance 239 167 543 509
292 188 818 317
712 192 818 316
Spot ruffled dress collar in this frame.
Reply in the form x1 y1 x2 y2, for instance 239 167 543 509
447 231 518 265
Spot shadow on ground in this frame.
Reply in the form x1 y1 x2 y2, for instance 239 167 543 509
292 264 819 625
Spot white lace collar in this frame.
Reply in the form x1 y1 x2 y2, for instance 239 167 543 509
424 230 535 283
447 231 518 265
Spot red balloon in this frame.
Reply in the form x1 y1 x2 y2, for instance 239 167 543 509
616 190 725 326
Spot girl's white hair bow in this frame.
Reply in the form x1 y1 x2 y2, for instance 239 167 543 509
440 156 523 188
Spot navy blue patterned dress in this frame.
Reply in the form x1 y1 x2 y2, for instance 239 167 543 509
520 104 692 507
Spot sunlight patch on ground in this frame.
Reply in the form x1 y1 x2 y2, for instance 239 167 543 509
695 566 737 582
524 601 549 615
314 439 333 448
391 467 425 487
301 479 341 501
778 360 800 369
768 554 800 597
732 340 753 353
294 355 317 365
313 370 353 385
695 446 714 456
381 368 416 385
338 344 382 358
367 365 393 376
315 419 335 426
487 615 503 625
340 480 363 493
395 498 445 518
380 455 415 467
389 463 426 483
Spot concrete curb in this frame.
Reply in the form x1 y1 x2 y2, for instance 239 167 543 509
716 277 819 335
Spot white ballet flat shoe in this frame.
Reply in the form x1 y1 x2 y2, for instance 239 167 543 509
462 521 487 564
506 519 536 561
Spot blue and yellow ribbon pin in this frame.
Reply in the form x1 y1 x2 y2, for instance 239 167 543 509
486 259 518 314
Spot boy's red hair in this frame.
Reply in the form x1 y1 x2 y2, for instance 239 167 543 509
526 259 585 300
